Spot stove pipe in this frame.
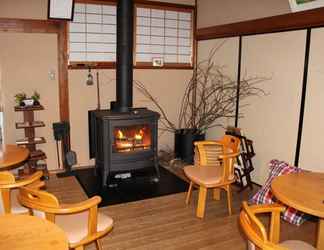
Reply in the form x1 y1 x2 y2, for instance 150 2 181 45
115 0 134 112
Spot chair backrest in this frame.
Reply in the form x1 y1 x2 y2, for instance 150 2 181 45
194 141 225 166
18 186 60 222
219 134 241 153
239 202 287 250
0 171 43 214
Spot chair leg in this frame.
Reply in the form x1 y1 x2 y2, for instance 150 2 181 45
213 188 220 200
96 239 103 250
185 181 193 205
196 186 207 218
226 185 232 216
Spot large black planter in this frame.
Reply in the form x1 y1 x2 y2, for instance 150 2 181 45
174 129 205 164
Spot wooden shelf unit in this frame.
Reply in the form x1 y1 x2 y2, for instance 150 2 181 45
16 121 45 129
15 105 48 177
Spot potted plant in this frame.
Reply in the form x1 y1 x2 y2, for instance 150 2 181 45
135 44 267 163
14 92 27 107
31 91 41 106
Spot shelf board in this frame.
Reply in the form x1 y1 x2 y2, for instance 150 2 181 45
14 105 44 112
16 137 46 146
16 121 45 129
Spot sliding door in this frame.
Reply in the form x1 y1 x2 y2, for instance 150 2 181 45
239 30 305 184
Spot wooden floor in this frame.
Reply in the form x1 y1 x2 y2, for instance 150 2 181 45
46 173 317 250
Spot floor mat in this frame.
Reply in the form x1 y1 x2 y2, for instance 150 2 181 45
57 166 189 207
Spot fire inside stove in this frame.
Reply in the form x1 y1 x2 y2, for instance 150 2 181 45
113 124 152 153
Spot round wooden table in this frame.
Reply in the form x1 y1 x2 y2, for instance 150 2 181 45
0 144 29 170
0 214 68 250
272 172 324 249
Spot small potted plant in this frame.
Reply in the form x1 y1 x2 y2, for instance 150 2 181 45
14 92 27 107
31 91 41 106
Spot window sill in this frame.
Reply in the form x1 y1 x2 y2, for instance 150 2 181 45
68 63 193 70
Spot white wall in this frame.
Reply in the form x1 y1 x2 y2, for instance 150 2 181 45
197 38 238 139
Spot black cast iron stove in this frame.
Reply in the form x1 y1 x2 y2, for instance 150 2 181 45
89 0 160 187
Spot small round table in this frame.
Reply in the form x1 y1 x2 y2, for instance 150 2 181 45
0 214 68 250
0 144 29 170
272 172 324 249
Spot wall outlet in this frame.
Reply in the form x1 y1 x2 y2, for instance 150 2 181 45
48 70 56 80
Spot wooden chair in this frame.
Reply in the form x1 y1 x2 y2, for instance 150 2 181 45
193 135 240 166
18 186 113 250
184 141 240 218
239 201 316 250
0 170 43 214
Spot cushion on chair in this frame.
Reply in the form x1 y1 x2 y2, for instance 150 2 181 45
55 211 113 244
250 159 309 226
184 165 234 187
279 240 316 250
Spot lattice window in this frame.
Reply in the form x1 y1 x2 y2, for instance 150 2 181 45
68 1 195 69
135 6 194 67
68 2 116 64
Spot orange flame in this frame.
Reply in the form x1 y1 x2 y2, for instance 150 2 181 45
134 129 144 140
117 130 125 139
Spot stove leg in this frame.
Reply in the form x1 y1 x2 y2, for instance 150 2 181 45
154 156 160 179
102 170 108 188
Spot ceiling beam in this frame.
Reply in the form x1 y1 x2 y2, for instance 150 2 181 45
197 7 324 40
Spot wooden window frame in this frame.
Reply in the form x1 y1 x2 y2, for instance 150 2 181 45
68 0 196 70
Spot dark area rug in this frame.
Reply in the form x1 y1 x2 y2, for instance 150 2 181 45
57 166 189 207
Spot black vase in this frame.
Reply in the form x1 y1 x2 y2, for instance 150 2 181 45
174 128 205 164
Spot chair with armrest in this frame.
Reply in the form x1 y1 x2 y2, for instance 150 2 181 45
184 143 240 218
0 170 43 214
193 135 241 166
18 186 113 250
239 201 316 250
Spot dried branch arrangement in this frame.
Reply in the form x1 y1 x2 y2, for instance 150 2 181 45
135 44 268 134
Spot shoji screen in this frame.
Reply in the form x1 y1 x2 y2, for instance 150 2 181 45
299 28 324 172
239 30 305 184
135 6 193 66
69 3 117 63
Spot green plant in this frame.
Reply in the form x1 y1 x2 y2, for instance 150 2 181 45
14 92 27 104
31 91 40 101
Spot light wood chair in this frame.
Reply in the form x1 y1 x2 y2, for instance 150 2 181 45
184 140 240 218
18 186 113 250
0 170 43 214
193 135 241 166
239 201 316 250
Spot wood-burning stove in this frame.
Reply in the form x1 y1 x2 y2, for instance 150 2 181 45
90 108 160 187
89 0 160 187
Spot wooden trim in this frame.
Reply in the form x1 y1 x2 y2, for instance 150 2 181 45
75 0 194 10
58 22 70 122
0 18 60 33
68 62 193 70
68 62 116 69
294 28 312 167
75 0 116 5
135 62 193 70
197 7 324 40
135 1 194 12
